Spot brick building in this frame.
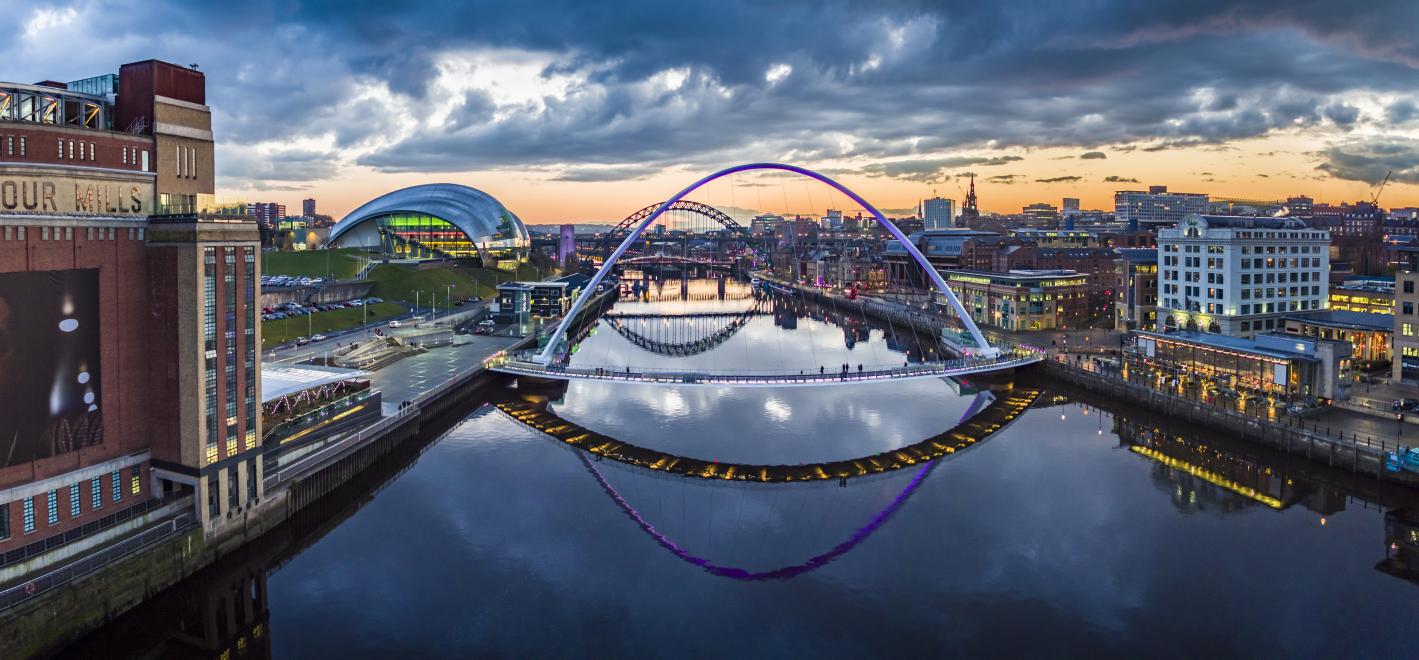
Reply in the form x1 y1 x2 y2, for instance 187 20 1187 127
0 60 261 562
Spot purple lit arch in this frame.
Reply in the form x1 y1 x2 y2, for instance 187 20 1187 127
534 163 995 363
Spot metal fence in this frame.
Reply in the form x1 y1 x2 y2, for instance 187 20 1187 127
265 405 418 488
0 496 171 570
0 511 196 612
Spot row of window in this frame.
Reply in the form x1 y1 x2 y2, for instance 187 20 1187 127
57 139 97 162
176 145 199 179
1162 298 1321 315
4 135 27 157
0 468 141 540
1163 242 1324 253
0 225 140 241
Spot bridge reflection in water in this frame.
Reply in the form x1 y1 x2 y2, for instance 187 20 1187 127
497 388 1042 482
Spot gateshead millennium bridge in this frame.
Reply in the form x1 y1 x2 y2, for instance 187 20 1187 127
487 162 1042 386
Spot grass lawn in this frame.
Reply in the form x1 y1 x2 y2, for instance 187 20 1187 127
262 248 368 280
260 301 406 345
364 262 557 310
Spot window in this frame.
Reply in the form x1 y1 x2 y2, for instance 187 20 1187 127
0 503 8 540
130 465 142 495
46 490 57 525
22 498 34 534
1406 280 1415 294
91 477 101 510
57 138 63 158
111 470 121 502
18 137 25 156
122 146 128 164
1405 302 1414 315
69 483 80 518
4 136 10 155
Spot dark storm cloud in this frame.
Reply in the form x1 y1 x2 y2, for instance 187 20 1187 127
1316 138 1419 185
10 0 1419 181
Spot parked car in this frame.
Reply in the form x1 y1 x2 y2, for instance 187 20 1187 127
478 319 496 328
1394 398 1419 412
388 320 402 328
295 336 310 346
311 334 328 342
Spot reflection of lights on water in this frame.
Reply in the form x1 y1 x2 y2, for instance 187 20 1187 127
59 318 79 332
83 391 95 404
62 295 74 316
1320 517 1327 526
88 404 97 412
77 371 89 384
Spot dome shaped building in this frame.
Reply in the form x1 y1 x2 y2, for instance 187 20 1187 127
327 183 529 268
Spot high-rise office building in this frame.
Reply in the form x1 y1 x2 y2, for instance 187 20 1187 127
249 202 286 227
302 198 316 217
922 197 956 230
1062 198 1081 216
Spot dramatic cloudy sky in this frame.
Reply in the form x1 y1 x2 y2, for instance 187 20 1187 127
6 0 1419 222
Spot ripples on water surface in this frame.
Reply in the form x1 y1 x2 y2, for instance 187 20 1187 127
72 278 1419 658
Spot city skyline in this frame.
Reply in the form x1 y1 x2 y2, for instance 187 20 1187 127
7 0 1419 222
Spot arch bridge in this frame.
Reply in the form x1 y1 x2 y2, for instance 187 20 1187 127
589 199 751 262
491 163 1041 386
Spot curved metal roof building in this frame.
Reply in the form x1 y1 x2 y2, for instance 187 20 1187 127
327 183 529 262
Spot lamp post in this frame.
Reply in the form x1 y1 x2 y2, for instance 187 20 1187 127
445 284 455 323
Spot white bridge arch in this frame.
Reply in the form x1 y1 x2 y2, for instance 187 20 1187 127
535 162 996 364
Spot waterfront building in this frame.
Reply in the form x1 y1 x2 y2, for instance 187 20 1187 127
1281 311 1391 364
1128 330 1350 403
1008 228 1100 248
1156 215 1330 337
301 198 316 217
1115 248 1158 331
1329 278 1394 315
922 196 956 230
941 269 1090 331
0 60 263 557
1115 185 1209 228
326 184 530 268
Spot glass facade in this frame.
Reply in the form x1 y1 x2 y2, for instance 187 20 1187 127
373 212 526 266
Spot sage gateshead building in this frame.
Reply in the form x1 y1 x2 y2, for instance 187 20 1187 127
326 183 529 269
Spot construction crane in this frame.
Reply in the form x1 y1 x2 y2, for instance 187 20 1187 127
1372 170 1392 205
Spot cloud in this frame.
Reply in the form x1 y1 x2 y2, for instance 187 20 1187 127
5 0 1419 196
1103 176 1141 183
1035 176 1083 183
552 165 664 182
1315 137 1419 185
986 174 1022 184
1079 151 1107 160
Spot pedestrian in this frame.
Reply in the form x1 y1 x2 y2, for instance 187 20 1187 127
857 364 863 373
820 365 825 374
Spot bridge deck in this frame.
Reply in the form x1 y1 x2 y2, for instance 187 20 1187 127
487 350 1043 387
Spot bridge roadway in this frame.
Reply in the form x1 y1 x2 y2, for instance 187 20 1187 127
487 349 1044 387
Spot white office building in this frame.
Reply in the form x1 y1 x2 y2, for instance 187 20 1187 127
1157 215 1330 337
922 197 957 230
1116 185 1209 227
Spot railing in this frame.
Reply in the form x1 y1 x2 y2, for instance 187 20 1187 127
490 349 1042 384
0 496 171 569
0 511 196 613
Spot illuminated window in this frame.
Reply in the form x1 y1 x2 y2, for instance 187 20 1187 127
0 504 8 540
22 498 34 533
91 478 101 510
130 465 142 495
111 470 121 502
69 483 80 518
46 490 57 525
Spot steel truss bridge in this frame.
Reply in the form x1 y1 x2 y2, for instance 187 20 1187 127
589 199 751 261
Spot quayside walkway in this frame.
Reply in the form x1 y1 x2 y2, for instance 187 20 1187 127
486 348 1044 387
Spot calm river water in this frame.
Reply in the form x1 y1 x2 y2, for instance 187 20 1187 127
70 278 1419 658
